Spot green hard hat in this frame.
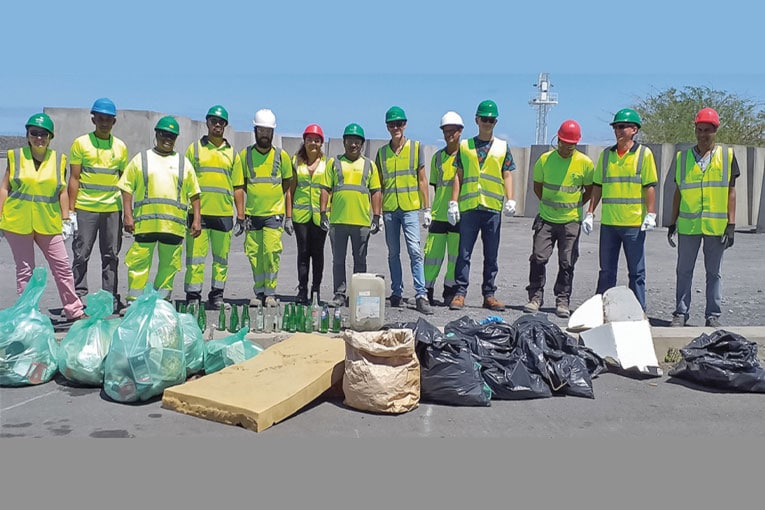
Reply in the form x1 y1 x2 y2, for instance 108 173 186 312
155 115 180 135
25 113 54 137
476 99 498 118
206 104 229 122
385 106 407 123
343 123 365 140
610 108 642 128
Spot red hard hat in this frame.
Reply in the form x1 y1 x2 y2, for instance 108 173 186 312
303 123 324 142
557 119 582 144
694 107 720 128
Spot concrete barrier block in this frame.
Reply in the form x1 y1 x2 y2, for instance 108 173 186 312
580 319 662 376
603 286 645 322
568 294 604 332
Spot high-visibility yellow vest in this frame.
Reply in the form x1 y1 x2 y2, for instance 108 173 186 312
187 137 236 216
458 138 507 212
1 147 65 235
430 148 457 222
376 139 421 212
70 133 128 212
595 144 657 227
534 149 594 224
133 151 190 237
292 155 329 226
324 156 379 227
676 145 732 236
242 146 290 216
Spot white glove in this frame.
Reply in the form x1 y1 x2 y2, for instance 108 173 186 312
62 219 74 241
69 211 79 234
582 212 594 235
447 201 460 226
503 199 517 217
641 212 657 232
422 208 432 229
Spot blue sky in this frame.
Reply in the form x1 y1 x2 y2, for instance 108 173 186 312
1 0 762 147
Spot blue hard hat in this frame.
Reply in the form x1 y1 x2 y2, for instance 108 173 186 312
91 97 117 116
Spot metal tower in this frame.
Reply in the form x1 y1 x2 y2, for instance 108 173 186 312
529 72 558 145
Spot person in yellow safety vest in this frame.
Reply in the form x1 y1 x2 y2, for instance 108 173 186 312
289 123 329 305
524 120 594 319
447 100 516 312
68 98 129 314
118 116 202 306
231 108 293 308
318 123 382 308
0 113 86 320
584 108 658 312
183 105 243 309
423 111 463 308
667 107 739 328
375 106 432 315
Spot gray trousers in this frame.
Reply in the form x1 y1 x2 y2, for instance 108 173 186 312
72 210 123 302
675 233 726 319
526 218 580 306
329 224 370 297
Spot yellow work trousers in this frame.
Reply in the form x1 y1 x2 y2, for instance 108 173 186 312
125 241 182 301
184 228 232 294
244 226 283 296
423 231 459 290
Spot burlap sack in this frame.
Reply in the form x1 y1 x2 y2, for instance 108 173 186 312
342 329 420 414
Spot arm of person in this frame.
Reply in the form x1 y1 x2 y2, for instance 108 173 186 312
0 165 10 217
67 163 82 212
533 181 543 200
643 184 656 214
234 186 245 220
371 189 382 216
122 191 134 233
59 187 71 221
320 188 329 212
189 193 201 237
588 185 602 214
582 184 594 207
728 183 736 224
503 170 514 200
417 164 429 209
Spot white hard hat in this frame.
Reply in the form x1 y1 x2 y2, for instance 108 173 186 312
253 109 277 129
440 111 464 128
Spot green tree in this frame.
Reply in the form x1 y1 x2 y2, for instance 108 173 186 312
632 85 765 146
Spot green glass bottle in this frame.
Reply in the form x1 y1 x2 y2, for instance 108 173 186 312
297 304 306 333
304 303 314 333
331 306 342 333
240 304 251 331
281 302 290 331
320 304 329 333
197 303 206 332
217 303 227 331
178 301 187 314
228 304 239 333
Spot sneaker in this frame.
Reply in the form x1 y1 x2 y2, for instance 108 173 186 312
389 295 403 308
426 287 435 306
483 296 505 312
449 295 465 310
264 296 277 307
416 296 434 315
523 299 542 313
332 294 346 307
670 315 686 327
705 316 720 328
296 287 308 305
555 305 570 318
208 291 224 309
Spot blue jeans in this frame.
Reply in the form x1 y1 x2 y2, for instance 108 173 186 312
596 225 646 310
383 209 426 298
674 234 725 320
454 209 501 298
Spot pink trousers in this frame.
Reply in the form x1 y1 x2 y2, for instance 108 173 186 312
4 231 85 319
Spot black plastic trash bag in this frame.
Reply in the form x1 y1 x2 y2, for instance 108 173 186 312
668 329 765 392
412 318 491 406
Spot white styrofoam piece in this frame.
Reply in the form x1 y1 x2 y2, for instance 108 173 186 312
567 294 604 332
603 286 646 322
579 319 662 376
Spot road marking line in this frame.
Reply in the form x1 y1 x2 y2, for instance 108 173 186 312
1 390 58 412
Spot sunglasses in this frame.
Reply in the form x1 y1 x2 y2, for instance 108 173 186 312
479 116 497 124
28 129 49 138
387 121 406 129
157 131 178 140
207 117 226 126
612 123 634 130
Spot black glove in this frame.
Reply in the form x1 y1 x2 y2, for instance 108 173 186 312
667 224 677 248
722 223 735 249
233 217 246 237
370 214 381 235
319 211 329 232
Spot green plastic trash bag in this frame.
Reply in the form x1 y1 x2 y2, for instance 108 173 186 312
57 290 119 386
178 313 204 376
103 287 185 402
0 267 58 386
204 327 263 375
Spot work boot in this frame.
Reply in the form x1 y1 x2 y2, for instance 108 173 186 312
483 296 505 312
186 292 202 305
426 287 435 306
208 289 224 309
670 314 686 327
332 294 346 307
250 293 265 306
296 287 308 306
449 295 465 310
264 296 277 307
705 316 720 328
389 295 403 308
442 286 456 307
523 298 542 313
555 304 570 318
416 296 434 315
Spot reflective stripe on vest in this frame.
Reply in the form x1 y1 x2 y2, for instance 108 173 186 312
134 151 187 227
335 156 371 194
243 146 286 216
194 140 233 197
377 139 420 211
431 149 456 221
458 138 507 212
10 149 62 203
292 156 327 225
245 145 281 184
676 145 731 236
3 148 64 235
599 145 646 223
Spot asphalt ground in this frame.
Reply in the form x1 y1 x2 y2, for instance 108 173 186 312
1 216 765 438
